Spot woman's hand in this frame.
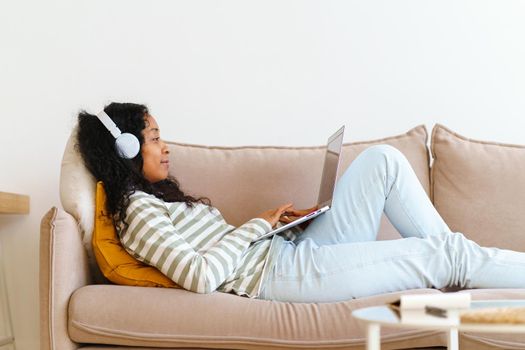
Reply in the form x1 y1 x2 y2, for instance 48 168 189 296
279 205 320 230
256 203 294 228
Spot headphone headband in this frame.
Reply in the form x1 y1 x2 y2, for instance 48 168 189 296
96 110 122 139
95 110 140 159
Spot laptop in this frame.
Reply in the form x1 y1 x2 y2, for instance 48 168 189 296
253 125 345 242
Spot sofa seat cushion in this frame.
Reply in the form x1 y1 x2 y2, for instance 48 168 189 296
69 285 444 349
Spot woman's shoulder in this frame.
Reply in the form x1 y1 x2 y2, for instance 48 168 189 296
126 191 227 225
125 190 166 212
129 190 164 204
128 190 195 210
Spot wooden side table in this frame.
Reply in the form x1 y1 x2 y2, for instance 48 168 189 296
0 191 29 349
0 192 29 215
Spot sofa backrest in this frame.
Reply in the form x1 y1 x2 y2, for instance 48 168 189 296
167 125 430 229
431 124 525 251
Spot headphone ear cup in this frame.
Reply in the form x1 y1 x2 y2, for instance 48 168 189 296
115 133 140 159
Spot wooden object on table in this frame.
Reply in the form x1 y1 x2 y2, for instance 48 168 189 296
461 307 525 324
0 191 30 214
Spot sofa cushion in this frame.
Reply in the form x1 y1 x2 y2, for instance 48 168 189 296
431 124 525 251
68 285 444 349
59 126 102 282
92 182 179 288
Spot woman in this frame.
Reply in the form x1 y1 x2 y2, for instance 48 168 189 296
77 102 525 303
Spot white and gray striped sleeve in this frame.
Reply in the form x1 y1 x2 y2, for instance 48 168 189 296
124 195 271 294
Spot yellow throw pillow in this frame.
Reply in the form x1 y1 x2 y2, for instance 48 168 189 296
92 181 179 288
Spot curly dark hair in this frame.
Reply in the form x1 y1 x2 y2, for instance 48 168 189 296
76 102 210 230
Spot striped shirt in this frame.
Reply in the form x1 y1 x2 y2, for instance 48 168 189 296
118 190 301 298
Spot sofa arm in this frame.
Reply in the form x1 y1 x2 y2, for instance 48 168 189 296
40 207 92 350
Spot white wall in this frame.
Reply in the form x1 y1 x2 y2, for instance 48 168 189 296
1 0 525 348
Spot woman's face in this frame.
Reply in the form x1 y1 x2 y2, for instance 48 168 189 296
141 114 170 183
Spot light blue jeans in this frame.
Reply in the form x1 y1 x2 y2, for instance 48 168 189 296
258 144 525 303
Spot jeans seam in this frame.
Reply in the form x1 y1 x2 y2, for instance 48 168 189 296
388 174 427 238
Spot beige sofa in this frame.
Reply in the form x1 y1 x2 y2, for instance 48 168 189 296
40 123 525 350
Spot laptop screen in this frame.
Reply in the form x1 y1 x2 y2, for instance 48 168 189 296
317 126 345 207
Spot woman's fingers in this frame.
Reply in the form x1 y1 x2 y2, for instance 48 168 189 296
284 209 308 217
280 205 319 222
271 203 293 221
277 203 293 215
279 215 292 223
288 205 319 216
279 213 302 224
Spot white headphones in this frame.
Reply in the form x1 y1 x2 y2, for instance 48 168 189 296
96 110 140 159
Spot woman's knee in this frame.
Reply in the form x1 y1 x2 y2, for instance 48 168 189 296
352 144 410 182
339 144 408 184
361 144 407 164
